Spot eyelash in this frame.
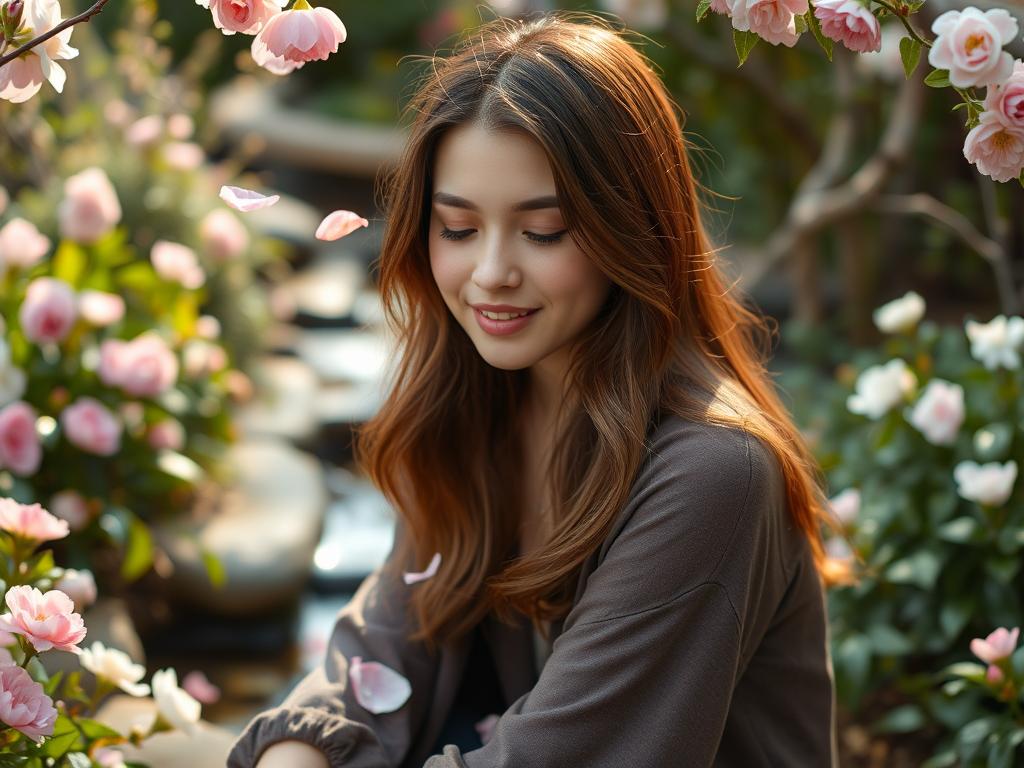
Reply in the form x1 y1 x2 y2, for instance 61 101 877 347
438 227 568 245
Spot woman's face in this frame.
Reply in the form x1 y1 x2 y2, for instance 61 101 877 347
428 122 612 374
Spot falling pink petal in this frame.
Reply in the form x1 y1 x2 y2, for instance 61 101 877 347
315 210 369 241
403 552 441 585
348 656 411 714
475 713 500 745
219 185 280 212
181 670 221 705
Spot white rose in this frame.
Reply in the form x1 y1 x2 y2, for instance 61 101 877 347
151 668 201 735
928 7 1018 88
873 291 925 334
965 315 1024 370
954 460 1018 507
80 642 150 697
847 359 916 419
907 379 965 446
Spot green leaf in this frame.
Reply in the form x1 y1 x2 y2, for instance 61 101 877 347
0 756 29 767
920 750 957 768
995 525 1024 554
984 554 1020 584
924 68 952 88
939 598 972 641
871 704 926 733
867 624 914 656
75 717 123 740
942 661 987 684
51 241 88 288
733 29 760 67
885 549 942 589
40 714 82 757
202 548 226 589
696 0 712 22
793 13 807 34
936 516 979 543
121 514 154 582
899 37 922 78
805 9 833 61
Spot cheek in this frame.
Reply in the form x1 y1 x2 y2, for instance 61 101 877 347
541 252 610 308
429 245 465 301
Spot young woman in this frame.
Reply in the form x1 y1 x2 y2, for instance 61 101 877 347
229 10 853 768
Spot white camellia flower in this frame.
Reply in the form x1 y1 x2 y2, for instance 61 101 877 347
873 291 925 334
151 668 201 735
829 488 861 526
907 379 965 446
80 642 150 697
847 359 916 419
965 315 1024 370
954 460 1018 507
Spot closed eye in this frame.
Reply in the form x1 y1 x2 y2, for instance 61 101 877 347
438 227 567 245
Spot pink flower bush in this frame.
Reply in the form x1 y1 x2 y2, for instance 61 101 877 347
0 401 42 477
0 499 69 543
0 585 87 654
0 0 79 104
99 333 179 398
60 397 122 456
928 7 1019 88
812 0 881 54
728 0 808 48
0 218 51 273
983 59 1024 130
78 290 125 327
251 1 347 75
0 664 58 742
19 277 77 345
150 240 205 290
196 0 286 35
57 167 122 244
971 626 1020 664
963 111 1024 183
198 208 250 261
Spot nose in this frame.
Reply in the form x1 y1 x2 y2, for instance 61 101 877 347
471 233 521 291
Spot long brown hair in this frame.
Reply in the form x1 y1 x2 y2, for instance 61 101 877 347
355 10 855 653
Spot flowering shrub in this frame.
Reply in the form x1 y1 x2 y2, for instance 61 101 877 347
816 291 1024 763
0 496 204 763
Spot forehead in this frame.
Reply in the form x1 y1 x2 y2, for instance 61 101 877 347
432 123 557 205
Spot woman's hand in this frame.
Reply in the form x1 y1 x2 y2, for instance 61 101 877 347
255 740 329 768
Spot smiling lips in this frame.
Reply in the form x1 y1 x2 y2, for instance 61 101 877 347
473 306 540 336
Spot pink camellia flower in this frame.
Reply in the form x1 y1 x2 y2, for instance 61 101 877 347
907 379 965 446
182 670 221 705
348 656 412 714
57 167 122 244
151 240 205 290
198 208 250 261
728 0 808 47
147 419 185 452
196 0 286 35
316 210 369 242
984 60 1024 130
99 333 179 398
54 569 97 612
0 498 69 543
0 585 87 654
0 401 42 477
812 0 881 53
971 626 1020 664
0 664 58 742
60 397 122 456
48 490 91 532
963 110 1024 183
78 290 125 327
0 0 79 104
18 277 77 344
0 218 51 271
219 185 280 212
928 7 1019 88
251 0 347 75
986 664 1005 683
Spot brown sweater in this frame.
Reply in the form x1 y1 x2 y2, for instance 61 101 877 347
228 415 839 767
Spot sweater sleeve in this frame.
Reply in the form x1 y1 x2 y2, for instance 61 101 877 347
423 423 786 768
227 518 439 768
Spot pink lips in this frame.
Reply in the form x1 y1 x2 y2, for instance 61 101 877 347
473 307 539 336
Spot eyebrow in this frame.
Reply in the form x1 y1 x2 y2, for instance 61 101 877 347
432 192 560 212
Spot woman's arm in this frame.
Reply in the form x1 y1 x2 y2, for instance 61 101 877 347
255 740 329 768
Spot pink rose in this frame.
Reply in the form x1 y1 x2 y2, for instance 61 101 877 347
0 585 87 654
0 498 69 543
812 0 881 54
0 664 58 742
147 419 185 452
963 111 1024 183
0 401 42 477
198 209 249 261
196 0 286 35
57 167 122 244
99 333 178 398
0 218 51 271
907 379 965 446
251 4 347 75
49 490 91 532
984 59 1024 130
151 240 205 290
60 397 122 456
19 277 77 344
78 290 125 327
728 0 808 47
928 7 1019 88
971 626 1020 664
